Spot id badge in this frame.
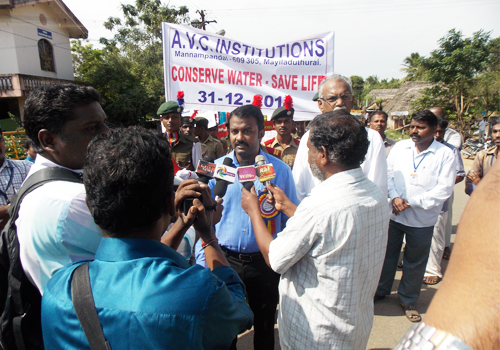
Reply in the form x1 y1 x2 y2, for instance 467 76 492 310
258 190 278 219
410 173 418 184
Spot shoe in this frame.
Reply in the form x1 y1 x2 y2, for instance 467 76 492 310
400 303 421 322
374 294 385 302
398 261 403 268
443 247 451 260
423 276 442 285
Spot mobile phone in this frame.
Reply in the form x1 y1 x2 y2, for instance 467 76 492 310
183 198 195 216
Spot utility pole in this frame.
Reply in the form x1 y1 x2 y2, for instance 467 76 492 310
192 10 216 30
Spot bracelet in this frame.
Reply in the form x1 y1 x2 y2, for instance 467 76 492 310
393 323 472 350
201 238 218 250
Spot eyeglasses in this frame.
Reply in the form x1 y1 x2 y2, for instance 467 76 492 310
319 93 353 104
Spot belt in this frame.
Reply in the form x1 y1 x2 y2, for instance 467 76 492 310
220 246 262 262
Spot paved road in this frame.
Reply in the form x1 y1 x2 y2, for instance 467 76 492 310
237 156 473 350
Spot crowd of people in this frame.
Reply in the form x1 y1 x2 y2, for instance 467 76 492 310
0 74 497 350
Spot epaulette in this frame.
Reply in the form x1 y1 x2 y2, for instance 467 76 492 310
263 138 275 146
293 138 301 145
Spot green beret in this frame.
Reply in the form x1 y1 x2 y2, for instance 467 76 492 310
195 117 209 129
157 101 183 116
181 117 194 125
271 106 294 121
312 92 319 101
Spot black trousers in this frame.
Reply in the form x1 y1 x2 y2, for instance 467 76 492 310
225 252 280 350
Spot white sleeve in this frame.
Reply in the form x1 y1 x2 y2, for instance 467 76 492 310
192 142 202 168
291 131 319 203
362 128 388 198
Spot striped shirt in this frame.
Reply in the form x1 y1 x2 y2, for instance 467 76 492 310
0 158 32 205
269 168 389 350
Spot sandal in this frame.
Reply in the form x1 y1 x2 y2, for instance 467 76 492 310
401 303 421 322
423 276 441 285
443 247 451 260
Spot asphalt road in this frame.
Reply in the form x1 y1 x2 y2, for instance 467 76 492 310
236 156 473 350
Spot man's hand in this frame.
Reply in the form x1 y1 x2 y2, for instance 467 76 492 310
266 183 297 218
392 197 410 215
212 198 224 226
241 186 261 217
467 171 481 186
0 205 10 231
174 180 204 217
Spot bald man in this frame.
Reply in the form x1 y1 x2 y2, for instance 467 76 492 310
429 107 461 261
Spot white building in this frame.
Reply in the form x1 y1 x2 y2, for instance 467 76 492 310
0 0 87 127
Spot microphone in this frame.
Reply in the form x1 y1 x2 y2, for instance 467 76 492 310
238 160 257 191
255 155 276 198
195 155 216 184
213 157 235 200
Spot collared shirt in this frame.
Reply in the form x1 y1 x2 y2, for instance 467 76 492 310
478 120 488 131
384 137 396 157
467 146 498 180
292 128 388 203
0 158 32 205
440 141 465 212
262 136 300 168
170 133 202 170
195 150 297 263
388 139 456 228
16 155 102 293
201 134 224 159
220 136 233 154
269 168 389 350
42 238 253 350
444 127 462 149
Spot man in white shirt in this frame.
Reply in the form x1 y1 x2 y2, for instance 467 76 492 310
429 106 462 260
374 110 456 322
292 74 387 203
478 116 488 143
241 110 390 350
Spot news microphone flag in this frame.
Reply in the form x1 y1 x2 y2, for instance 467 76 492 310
214 164 237 183
256 164 276 183
196 159 216 178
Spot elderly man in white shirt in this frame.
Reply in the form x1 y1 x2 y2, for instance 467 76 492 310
292 74 387 203
241 110 390 350
375 110 456 323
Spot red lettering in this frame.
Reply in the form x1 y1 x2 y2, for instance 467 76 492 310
311 75 317 91
271 74 277 88
178 66 184 81
256 73 262 86
185 67 191 82
249 72 255 86
284 75 291 89
193 67 198 82
219 69 224 83
211 69 218 84
199 68 204 83
228 70 237 84
292 75 298 90
301 75 307 90
172 66 178 81
236 71 242 85
242 71 249 85
278 75 284 89
205 69 211 83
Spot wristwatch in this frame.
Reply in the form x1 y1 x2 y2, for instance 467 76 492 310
393 323 473 350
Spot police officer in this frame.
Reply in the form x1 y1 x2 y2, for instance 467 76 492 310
158 101 201 170
194 117 224 160
180 116 195 137
262 102 300 168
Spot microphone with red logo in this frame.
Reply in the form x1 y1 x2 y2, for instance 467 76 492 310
213 157 236 200
195 155 216 184
238 161 257 191
255 155 276 198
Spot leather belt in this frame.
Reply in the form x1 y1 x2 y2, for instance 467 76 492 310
220 246 262 262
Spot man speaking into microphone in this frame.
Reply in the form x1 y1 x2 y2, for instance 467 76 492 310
195 103 297 350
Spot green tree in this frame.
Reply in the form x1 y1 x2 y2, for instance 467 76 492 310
422 29 495 133
72 40 156 126
350 75 364 107
401 52 429 81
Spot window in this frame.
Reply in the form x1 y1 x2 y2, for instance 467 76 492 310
38 39 55 72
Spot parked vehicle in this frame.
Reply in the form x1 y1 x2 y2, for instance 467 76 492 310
461 138 493 158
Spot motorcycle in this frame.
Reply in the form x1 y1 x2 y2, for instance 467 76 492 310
461 138 493 158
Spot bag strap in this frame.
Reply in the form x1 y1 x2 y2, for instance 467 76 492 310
71 263 112 350
6 167 83 350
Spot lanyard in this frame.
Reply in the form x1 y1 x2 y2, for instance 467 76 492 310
0 166 14 204
412 151 428 172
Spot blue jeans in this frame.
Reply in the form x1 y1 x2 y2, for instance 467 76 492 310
376 220 434 305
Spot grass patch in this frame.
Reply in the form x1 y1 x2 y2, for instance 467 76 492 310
386 129 410 142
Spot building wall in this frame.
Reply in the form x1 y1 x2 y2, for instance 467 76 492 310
0 3 74 80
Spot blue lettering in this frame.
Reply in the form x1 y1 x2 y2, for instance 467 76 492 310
171 30 182 49
291 42 302 58
315 39 325 57
199 36 209 51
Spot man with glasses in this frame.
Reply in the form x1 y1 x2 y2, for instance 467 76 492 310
292 74 387 202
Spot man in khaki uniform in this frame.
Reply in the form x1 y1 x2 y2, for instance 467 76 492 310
180 116 195 137
158 101 201 170
262 105 300 168
194 117 224 160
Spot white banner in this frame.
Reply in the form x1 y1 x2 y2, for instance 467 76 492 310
162 23 334 121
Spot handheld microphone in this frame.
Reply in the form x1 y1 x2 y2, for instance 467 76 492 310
238 160 257 191
195 155 216 184
255 155 276 199
213 157 234 200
